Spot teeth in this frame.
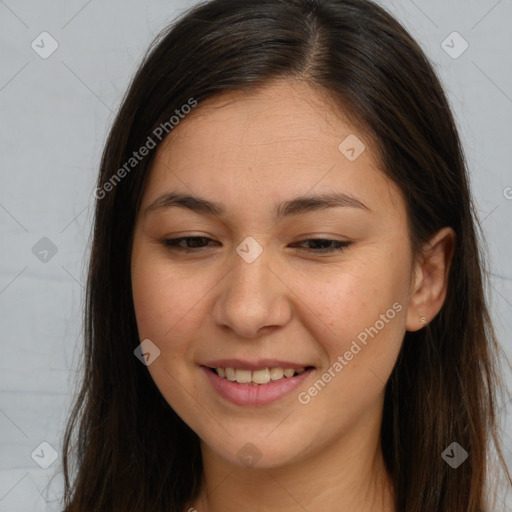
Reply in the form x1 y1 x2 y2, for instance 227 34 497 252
235 369 252 383
252 368 270 384
215 366 306 384
269 367 284 380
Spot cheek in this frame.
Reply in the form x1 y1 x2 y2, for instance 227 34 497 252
131 253 202 342
293 244 410 386
291 270 406 431
131 256 203 410
131 262 167 340
304 257 407 336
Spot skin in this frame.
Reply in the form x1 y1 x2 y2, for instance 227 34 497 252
130 79 455 512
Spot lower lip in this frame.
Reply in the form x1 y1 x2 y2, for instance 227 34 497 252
201 366 314 406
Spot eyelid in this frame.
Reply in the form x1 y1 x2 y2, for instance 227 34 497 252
160 235 353 254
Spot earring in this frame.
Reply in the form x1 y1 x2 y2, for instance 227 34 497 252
420 316 427 325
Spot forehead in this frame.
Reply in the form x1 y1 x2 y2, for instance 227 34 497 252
164 80 369 159
141 80 405 222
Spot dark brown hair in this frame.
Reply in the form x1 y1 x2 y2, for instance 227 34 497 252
60 0 511 510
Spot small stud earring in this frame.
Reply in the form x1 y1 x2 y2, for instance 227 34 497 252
420 316 427 325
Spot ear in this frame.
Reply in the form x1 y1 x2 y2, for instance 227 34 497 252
405 227 456 332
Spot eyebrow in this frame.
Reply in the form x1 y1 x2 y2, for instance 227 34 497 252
144 191 370 221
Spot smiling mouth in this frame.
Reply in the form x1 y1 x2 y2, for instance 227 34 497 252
207 366 315 385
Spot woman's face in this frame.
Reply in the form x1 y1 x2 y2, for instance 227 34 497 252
131 80 416 469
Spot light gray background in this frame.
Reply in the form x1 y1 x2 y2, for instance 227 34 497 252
0 0 511 510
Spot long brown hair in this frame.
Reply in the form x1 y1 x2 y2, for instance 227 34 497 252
60 0 511 510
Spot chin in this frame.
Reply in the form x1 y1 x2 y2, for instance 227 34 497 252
200 432 313 471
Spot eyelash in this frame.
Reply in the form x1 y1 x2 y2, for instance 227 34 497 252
161 236 352 254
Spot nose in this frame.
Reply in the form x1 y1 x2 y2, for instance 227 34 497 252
211 248 292 340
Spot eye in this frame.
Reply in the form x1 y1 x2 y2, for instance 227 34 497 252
161 236 217 251
292 238 352 253
161 236 352 254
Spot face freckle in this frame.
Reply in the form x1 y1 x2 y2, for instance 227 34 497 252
130 79 414 471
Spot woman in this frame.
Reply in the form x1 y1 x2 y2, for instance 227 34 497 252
61 0 512 510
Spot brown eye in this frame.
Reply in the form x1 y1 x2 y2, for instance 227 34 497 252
161 237 352 254
162 237 217 251
292 239 352 253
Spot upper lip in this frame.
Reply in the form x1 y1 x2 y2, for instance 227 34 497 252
201 359 313 371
